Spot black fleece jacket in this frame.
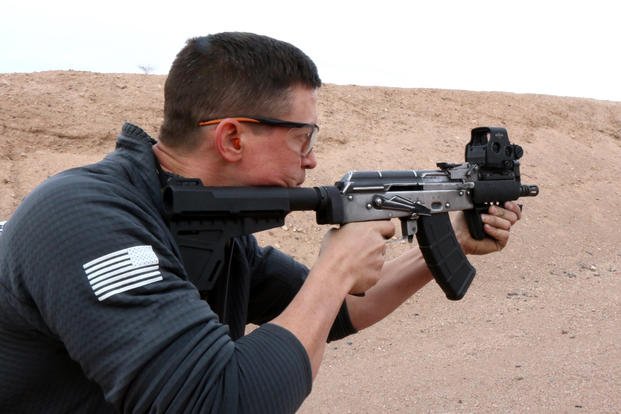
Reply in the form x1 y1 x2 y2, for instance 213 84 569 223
0 123 355 413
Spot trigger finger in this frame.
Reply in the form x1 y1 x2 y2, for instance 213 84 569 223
378 220 396 239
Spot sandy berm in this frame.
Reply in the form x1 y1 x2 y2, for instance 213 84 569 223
1 71 619 413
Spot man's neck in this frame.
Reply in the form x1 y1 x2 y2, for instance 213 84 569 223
152 143 193 177
152 142 232 186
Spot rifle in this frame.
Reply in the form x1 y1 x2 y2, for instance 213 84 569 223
163 127 539 300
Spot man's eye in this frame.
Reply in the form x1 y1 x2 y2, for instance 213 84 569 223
292 129 310 140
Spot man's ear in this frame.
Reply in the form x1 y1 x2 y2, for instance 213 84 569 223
213 120 244 162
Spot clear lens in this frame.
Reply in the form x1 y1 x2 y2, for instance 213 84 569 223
286 126 317 156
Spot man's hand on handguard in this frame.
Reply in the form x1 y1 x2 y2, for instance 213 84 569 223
318 221 396 295
453 201 523 255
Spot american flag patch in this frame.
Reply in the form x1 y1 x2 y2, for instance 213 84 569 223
83 245 163 301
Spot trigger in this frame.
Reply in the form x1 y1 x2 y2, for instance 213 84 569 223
400 219 418 243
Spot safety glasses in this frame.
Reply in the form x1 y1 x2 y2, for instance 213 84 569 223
198 116 319 156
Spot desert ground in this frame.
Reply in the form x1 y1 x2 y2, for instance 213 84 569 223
0 71 619 413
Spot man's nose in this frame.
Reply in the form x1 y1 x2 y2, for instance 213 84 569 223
302 150 317 169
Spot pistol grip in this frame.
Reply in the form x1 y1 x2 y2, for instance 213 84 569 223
416 213 476 300
464 206 488 240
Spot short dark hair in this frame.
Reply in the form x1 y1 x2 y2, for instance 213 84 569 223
159 32 322 148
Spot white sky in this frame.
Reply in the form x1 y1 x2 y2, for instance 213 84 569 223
1 0 620 101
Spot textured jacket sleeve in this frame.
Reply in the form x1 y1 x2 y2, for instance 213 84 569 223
243 238 357 342
6 174 312 413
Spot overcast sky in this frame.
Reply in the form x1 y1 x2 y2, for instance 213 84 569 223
1 0 619 101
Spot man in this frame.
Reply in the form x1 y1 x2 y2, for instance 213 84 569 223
0 32 521 413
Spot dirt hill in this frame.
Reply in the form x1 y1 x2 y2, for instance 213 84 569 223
1 71 619 412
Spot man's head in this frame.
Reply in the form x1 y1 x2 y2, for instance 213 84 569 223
159 32 322 149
